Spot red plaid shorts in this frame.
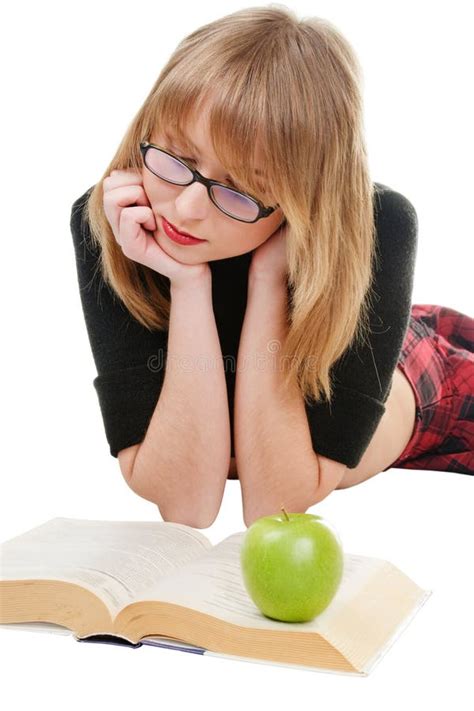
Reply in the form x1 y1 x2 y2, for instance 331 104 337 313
384 304 474 474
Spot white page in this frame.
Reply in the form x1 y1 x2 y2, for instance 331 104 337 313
0 518 213 615
133 531 387 634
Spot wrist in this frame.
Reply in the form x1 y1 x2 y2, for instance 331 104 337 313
170 268 212 296
248 267 288 292
246 271 290 327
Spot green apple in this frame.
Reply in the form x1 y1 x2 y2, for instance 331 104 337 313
240 506 344 622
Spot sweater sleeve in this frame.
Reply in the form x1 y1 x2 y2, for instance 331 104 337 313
70 186 169 458
304 183 419 469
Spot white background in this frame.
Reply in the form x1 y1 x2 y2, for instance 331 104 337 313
1 0 472 708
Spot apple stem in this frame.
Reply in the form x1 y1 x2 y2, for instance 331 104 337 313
281 505 290 521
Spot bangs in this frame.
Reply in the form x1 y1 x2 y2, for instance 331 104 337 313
146 75 275 203
139 19 321 213
163 127 270 200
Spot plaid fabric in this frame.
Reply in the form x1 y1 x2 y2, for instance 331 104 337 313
384 304 474 474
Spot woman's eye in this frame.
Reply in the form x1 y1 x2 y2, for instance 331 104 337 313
175 152 249 193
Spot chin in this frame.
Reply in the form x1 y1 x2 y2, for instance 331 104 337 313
153 230 172 253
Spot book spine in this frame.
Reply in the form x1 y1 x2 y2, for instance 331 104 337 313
75 633 143 648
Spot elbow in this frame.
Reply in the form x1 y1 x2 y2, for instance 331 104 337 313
126 453 224 529
129 474 221 530
314 454 348 500
158 505 218 529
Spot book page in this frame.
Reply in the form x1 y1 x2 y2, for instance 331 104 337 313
132 532 390 634
0 518 213 615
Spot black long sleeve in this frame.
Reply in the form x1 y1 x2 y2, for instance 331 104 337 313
70 182 418 467
70 186 169 457
304 183 418 467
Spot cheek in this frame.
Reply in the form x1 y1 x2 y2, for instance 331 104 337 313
141 172 153 198
237 225 272 251
142 174 173 205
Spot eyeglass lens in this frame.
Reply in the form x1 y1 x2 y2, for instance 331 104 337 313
144 147 260 222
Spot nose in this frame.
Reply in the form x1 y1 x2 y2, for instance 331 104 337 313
175 180 210 220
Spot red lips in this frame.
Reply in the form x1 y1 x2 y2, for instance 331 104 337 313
166 219 204 241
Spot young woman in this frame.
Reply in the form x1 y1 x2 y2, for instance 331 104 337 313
70 6 474 528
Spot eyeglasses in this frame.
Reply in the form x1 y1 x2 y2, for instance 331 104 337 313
139 141 279 223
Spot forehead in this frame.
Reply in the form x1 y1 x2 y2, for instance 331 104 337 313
158 111 267 178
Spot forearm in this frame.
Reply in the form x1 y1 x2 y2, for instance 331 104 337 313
234 274 320 524
131 275 230 526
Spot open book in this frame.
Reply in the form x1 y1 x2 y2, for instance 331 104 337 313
0 517 432 676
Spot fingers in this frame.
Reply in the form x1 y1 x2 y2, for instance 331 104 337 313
101 169 211 286
118 205 156 259
102 169 153 245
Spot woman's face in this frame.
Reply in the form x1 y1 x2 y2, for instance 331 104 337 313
142 106 285 263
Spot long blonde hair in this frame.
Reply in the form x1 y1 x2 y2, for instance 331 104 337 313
84 4 379 407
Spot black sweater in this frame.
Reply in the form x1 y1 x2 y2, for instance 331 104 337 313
70 182 418 469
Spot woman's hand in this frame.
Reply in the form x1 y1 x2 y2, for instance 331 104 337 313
249 220 289 285
103 169 211 288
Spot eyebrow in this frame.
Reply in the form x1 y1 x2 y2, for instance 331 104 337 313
165 132 266 178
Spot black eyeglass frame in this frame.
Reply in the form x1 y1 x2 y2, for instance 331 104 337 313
139 140 279 224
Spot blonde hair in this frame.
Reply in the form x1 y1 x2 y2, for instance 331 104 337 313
84 3 379 408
